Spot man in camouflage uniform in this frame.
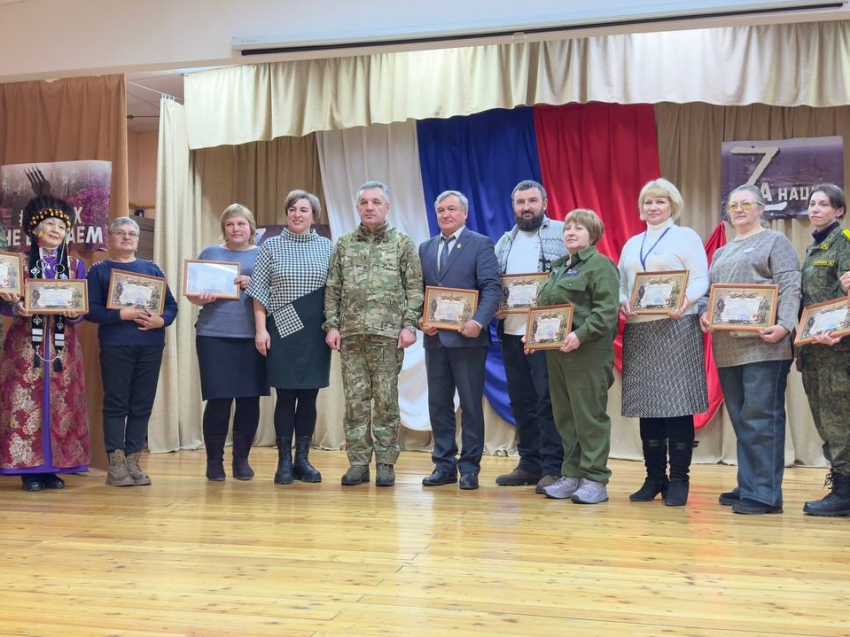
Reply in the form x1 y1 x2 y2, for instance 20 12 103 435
799 184 850 516
324 181 424 488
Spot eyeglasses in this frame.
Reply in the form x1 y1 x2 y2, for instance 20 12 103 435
112 231 139 238
726 201 759 213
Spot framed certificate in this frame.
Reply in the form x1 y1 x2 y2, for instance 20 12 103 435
525 304 575 350
795 297 850 345
423 286 479 330
499 273 550 313
0 251 24 295
706 284 778 331
107 269 167 315
629 270 690 315
24 279 88 314
183 259 241 300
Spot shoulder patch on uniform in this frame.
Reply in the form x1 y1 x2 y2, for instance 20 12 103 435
842 228 850 242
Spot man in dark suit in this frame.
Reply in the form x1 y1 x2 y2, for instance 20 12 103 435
418 190 501 490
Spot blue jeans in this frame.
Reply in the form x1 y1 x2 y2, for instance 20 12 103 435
500 334 563 475
717 359 791 507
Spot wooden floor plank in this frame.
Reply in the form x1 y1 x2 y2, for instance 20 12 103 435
0 448 848 636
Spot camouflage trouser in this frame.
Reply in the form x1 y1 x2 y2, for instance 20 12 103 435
801 345 850 474
340 334 404 465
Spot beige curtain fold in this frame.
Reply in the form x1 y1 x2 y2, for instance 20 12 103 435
0 74 128 470
185 20 850 149
655 101 850 467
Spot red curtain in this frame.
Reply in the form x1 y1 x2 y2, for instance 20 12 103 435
694 222 727 429
533 102 661 370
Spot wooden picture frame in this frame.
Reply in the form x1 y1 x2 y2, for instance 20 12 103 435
795 296 850 345
525 304 575 350
629 270 690 315
423 286 479 330
0 251 24 296
24 279 88 315
183 259 241 300
499 272 550 313
107 269 167 315
706 283 778 331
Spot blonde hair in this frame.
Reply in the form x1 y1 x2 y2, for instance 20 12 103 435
220 203 257 245
638 178 684 222
564 208 604 245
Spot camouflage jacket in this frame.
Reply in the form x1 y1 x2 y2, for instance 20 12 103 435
323 222 424 339
802 224 850 307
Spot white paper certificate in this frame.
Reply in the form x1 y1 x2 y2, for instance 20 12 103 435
638 282 675 308
810 307 849 334
34 287 74 308
434 298 465 322
120 282 154 306
506 283 538 308
720 297 761 322
534 317 562 342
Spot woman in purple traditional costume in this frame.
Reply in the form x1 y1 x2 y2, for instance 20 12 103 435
0 186 88 492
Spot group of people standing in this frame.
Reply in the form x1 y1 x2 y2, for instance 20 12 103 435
2 177 847 520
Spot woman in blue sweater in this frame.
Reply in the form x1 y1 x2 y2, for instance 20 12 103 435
86 217 178 486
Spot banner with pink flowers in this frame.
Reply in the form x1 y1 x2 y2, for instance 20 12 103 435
0 160 111 251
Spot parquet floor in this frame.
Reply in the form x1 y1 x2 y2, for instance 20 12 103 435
0 449 848 637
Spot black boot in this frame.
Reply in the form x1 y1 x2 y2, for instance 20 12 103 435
205 435 227 481
803 471 850 516
231 429 255 481
274 438 294 485
666 441 693 507
293 435 322 483
630 439 669 502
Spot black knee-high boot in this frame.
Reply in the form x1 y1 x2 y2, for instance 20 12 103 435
231 398 260 481
666 416 696 507
630 418 668 502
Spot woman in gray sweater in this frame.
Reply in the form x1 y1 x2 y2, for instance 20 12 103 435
699 184 801 515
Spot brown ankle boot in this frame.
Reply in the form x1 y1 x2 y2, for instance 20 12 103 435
125 452 152 486
106 450 135 487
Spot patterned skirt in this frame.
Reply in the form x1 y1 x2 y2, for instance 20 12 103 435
621 314 708 418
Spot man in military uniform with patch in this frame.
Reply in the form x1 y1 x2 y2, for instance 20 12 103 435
798 184 850 516
324 181 424 488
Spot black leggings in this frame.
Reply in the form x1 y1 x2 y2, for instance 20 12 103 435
639 416 695 445
274 388 320 446
203 397 260 438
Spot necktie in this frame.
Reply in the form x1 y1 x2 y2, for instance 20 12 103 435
439 235 455 273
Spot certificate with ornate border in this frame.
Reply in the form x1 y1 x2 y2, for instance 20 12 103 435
107 269 167 315
0 251 24 295
795 297 850 345
499 273 550 313
183 259 241 300
629 270 690 315
24 279 88 315
525 304 574 350
706 283 778 331
423 286 479 330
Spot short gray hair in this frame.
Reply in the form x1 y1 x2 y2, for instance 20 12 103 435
434 190 469 214
512 180 547 203
357 180 390 203
109 216 140 234
728 184 765 206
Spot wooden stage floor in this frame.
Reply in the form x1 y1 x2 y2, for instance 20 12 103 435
0 449 848 637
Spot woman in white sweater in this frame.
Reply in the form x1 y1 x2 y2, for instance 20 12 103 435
618 178 709 506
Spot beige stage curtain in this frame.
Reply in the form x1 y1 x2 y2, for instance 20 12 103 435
152 109 336 451
654 101 850 468
0 74 128 470
185 20 850 149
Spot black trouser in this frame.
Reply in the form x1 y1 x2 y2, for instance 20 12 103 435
274 388 320 446
100 346 164 454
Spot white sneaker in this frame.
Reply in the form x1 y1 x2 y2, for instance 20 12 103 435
570 478 609 504
543 476 581 499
